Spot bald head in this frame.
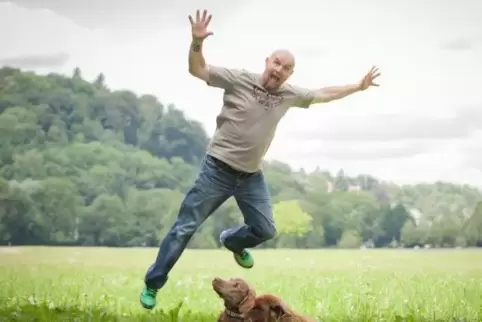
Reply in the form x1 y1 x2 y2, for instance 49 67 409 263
269 49 296 68
262 49 296 92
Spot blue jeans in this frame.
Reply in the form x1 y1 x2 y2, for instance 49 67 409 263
144 154 276 289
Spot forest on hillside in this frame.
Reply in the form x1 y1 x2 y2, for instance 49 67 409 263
1 66 481 248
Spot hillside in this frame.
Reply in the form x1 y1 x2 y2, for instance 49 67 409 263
1 66 481 248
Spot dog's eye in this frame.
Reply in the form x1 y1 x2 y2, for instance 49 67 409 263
233 282 239 288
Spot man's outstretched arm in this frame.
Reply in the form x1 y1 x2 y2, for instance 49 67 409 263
312 83 361 103
310 66 381 105
187 9 240 89
188 10 213 81
188 38 209 81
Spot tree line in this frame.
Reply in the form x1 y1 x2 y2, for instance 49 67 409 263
0 66 481 248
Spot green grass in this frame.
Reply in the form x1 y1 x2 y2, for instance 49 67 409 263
1 247 481 321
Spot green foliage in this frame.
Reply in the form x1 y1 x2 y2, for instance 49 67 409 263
273 200 313 237
0 66 481 249
338 230 362 248
465 201 482 246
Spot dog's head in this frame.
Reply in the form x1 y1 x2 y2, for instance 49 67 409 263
212 277 256 315
249 294 294 321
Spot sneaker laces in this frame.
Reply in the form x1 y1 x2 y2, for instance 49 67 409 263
146 288 158 296
240 250 249 259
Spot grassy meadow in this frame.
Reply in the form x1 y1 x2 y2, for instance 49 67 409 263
0 247 481 321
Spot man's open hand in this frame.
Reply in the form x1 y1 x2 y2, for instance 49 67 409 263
359 66 381 90
189 9 213 41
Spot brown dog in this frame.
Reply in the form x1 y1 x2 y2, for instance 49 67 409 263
249 294 316 321
212 277 316 322
212 277 257 321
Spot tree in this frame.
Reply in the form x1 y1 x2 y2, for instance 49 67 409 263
338 230 362 249
273 200 313 237
374 203 411 247
401 220 423 247
465 201 482 246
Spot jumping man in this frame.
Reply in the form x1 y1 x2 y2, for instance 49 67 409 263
140 9 381 310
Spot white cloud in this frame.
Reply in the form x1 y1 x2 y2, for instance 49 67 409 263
0 52 69 69
290 104 482 142
277 139 437 161
6 0 248 33
0 2 106 58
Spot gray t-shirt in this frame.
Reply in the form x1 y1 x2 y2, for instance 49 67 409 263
205 65 316 173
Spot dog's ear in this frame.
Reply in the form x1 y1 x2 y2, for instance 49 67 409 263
270 300 290 318
270 304 286 318
238 288 256 313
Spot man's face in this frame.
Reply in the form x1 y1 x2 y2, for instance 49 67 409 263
262 51 294 91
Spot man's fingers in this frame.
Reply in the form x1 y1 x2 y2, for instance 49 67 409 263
198 31 214 38
196 9 200 22
192 9 212 25
198 32 214 41
205 14 212 27
363 66 381 88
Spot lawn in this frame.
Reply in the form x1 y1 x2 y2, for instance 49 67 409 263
0 247 481 321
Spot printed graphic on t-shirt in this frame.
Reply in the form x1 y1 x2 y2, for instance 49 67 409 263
251 85 284 109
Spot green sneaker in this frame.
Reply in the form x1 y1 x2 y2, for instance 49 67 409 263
234 249 254 269
139 287 158 309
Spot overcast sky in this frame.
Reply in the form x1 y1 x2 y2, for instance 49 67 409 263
1 0 481 187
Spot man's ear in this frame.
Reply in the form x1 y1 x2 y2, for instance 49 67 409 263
238 288 256 313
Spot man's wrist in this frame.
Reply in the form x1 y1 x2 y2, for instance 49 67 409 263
190 38 203 52
191 37 204 45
